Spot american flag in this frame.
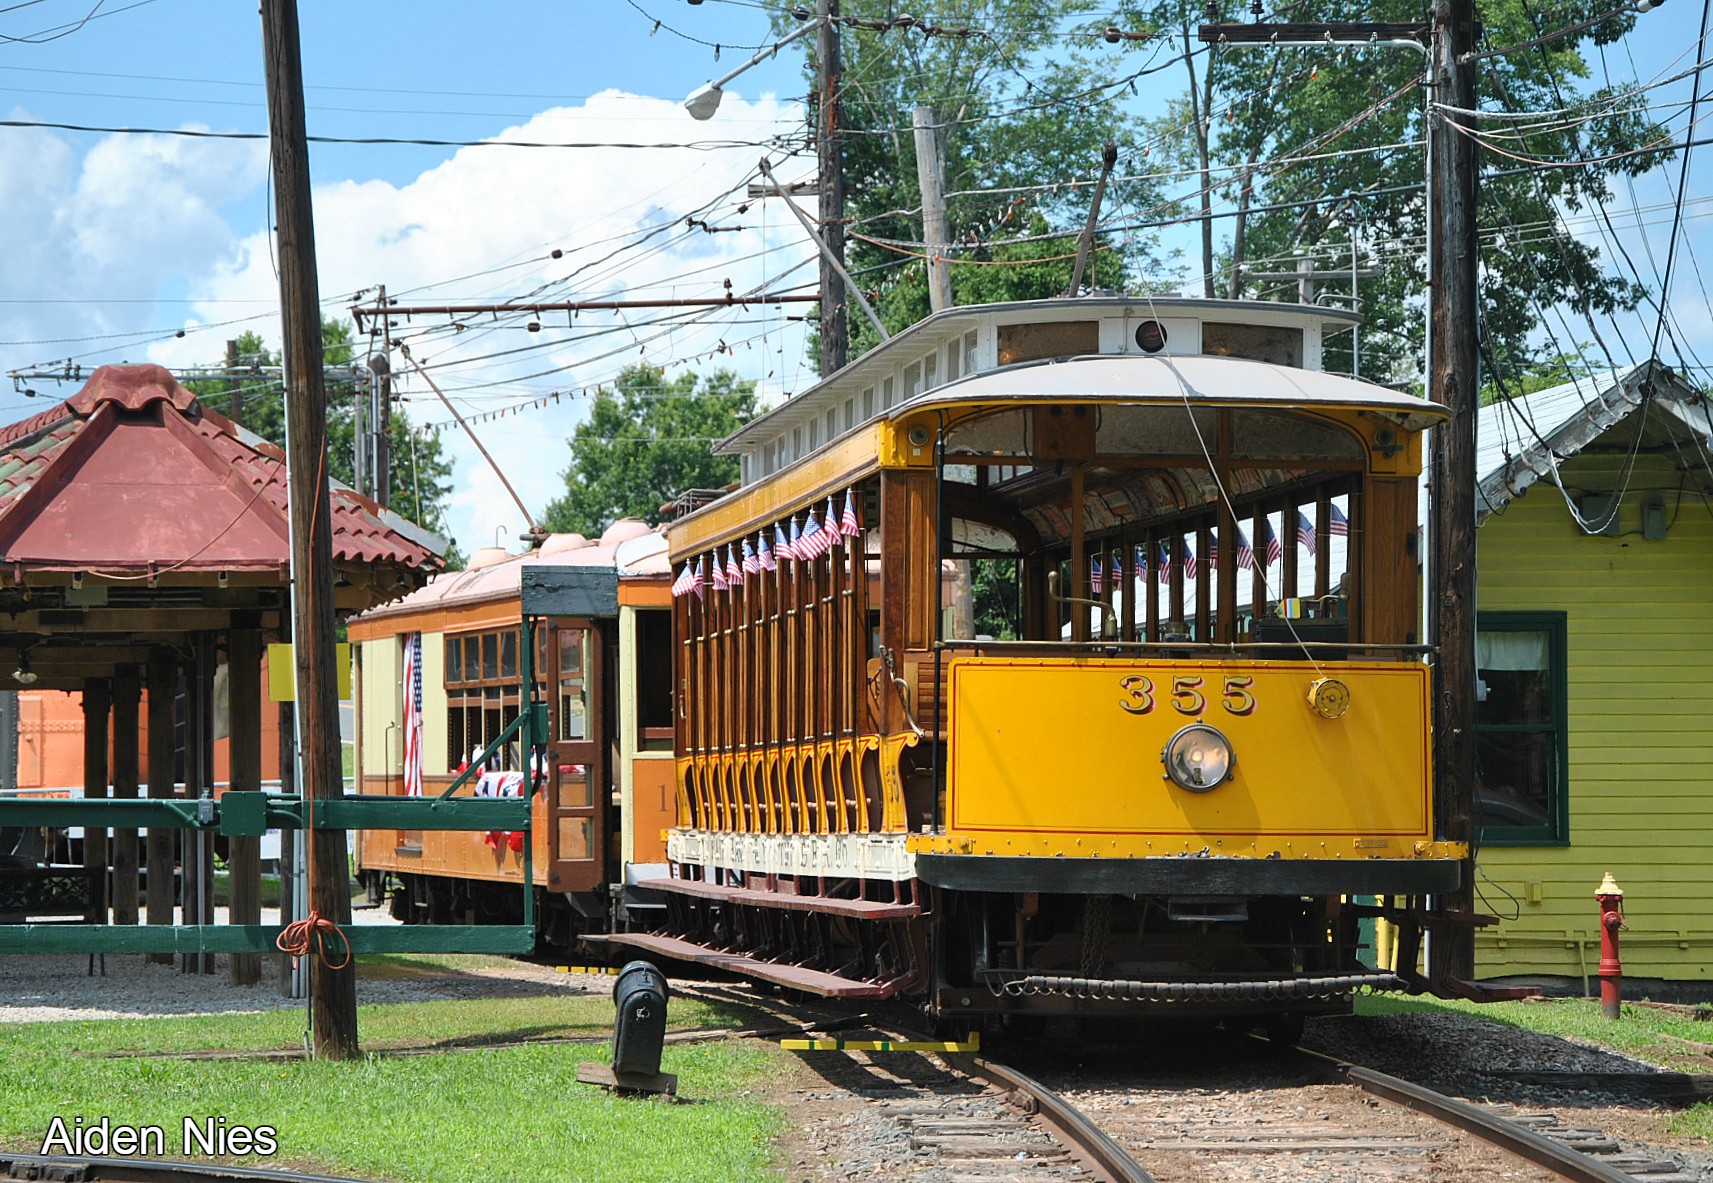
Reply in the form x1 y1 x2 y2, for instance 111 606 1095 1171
1157 540 1172 585
759 530 777 571
825 497 844 549
402 632 424 796
1330 503 1350 536
774 522 793 563
1297 510 1317 556
1134 543 1148 582
840 490 861 537
1110 553 1121 584
1183 540 1198 580
691 555 706 599
785 516 803 561
741 537 760 574
711 551 729 591
671 563 695 597
1236 528 1255 570
725 544 743 588
1207 533 1218 568
1261 517 1281 566
797 509 833 559
1090 557 1103 594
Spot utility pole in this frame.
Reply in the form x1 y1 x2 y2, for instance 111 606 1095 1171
1198 12 1479 987
1426 0 1480 983
225 339 241 426
815 0 848 375
260 0 360 1059
913 106 953 314
372 285 391 509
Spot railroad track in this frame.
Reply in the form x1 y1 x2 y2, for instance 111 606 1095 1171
683 980 1693 1183
0 1156 366 1183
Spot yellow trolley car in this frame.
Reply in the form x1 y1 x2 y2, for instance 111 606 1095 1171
604 297 1461 1031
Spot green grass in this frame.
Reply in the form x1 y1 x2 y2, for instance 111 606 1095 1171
0 982 788 1183
211 873 284 911
1355 992 1713 1139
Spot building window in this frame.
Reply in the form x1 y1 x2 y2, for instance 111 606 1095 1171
1475 611 1568 845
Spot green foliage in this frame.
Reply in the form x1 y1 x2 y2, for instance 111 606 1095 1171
1478 349 1602 405
781 2 1176 358
543 366 759 537
0 988 783 1183
1141 0 1661 383
183 322 457 554
970 559 1020 639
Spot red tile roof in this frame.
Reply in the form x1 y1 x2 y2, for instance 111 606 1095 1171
0 364 445 577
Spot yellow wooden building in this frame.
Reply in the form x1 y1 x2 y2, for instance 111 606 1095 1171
1471 361 1713 993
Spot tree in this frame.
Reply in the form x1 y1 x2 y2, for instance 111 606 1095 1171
1139 0 1662 384
782 2 1178 359
186 321 458 554
542 366 759 536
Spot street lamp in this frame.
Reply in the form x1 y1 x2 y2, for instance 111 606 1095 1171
682 15 827 120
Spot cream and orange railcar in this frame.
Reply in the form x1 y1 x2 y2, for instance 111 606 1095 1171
349 521 675 945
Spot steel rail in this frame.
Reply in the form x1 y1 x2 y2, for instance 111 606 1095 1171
943 1053 1155 1183
1 1155 367 1183
1282 1044 1641 1183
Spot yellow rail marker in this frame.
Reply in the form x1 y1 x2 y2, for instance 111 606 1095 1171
780 1033 980 1053
555 965 619 975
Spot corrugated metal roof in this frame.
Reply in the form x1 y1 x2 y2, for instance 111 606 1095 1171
0 364 446 576
1475 362 1703 524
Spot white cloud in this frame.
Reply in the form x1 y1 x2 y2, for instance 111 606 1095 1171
153 89 817 556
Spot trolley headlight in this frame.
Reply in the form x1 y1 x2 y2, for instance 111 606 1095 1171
1161 724 1234 792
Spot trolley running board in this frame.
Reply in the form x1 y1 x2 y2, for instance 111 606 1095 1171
645 876 920 920
587 932 906 998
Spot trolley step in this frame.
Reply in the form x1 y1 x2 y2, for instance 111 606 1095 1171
587 931 907 998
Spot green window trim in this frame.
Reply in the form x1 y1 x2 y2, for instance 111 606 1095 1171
1475 609 1569 847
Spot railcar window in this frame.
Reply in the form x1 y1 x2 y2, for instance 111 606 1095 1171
997 320 1098 365
1094 405 1221 457
634 609 674 751
1202 321 1304 367
1474 612 1568 845
445 626 543 773
1230 410 1365 461
559 629 587 741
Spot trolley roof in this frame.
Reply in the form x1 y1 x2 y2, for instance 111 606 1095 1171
889 353 1447 429
354 519 668 625
718 297 1437 486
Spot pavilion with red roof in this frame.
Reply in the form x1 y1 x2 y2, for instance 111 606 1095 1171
0 363 445 981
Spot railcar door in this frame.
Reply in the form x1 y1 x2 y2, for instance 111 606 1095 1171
545 619 608 894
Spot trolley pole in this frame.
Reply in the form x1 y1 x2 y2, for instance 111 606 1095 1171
260 0 360 1059
1425 0 1480 984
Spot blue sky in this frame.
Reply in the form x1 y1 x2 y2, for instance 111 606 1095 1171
0 1 1705 557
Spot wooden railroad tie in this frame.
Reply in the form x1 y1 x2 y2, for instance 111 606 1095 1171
780 1034 981 1053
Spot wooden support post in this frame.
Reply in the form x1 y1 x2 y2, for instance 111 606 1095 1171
81 681 112 924
262 0 360 1057
110 671 140 925
145 650 177 964
277 698 297 995
229 627 264 985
